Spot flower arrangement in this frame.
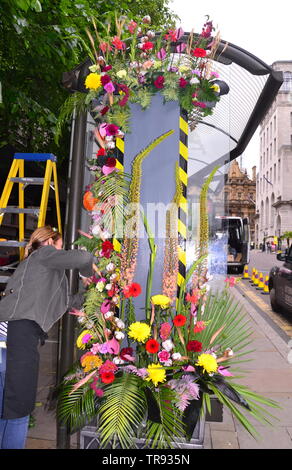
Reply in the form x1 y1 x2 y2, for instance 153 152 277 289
57 141 279 449
56 15 228 150
56 15 278 449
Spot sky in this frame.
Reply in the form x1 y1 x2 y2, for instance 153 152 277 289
170 0 292 176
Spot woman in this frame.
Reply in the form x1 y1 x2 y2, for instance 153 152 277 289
0 226 96 449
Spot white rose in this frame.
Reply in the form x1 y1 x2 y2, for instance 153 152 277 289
190 77 200 85
104 311 114 319
96 281 105 292
172 352 182 361
105 283 112 290
110 273 117 281
162 339 174 352
114 318 125 329
113 357 125 365
91 225 100 236
114 331 125 340
116 69 127 78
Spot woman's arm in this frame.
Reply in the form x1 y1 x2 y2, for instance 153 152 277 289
38 246 96 277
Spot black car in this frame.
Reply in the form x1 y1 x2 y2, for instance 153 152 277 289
269 245 292 313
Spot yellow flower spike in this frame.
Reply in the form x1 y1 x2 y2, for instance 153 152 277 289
85 73 102 90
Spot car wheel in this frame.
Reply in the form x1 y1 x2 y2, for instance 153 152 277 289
270 287 281 312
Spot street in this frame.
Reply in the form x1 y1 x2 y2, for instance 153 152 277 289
236 249 292 340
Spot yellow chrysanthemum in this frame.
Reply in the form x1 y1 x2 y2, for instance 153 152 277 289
85 73 102 90
76 330 93 350
146 363 166 387
81 354 103 373
151 294 171 309
128 322 151 343
196 353 218 374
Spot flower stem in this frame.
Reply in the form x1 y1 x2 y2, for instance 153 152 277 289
142 211 157 322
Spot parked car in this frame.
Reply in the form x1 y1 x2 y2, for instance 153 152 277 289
269 246 292 313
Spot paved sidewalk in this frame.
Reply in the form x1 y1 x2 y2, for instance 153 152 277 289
25 287 292 450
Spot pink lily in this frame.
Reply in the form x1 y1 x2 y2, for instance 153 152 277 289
218 366 234 377
107 337 120 355
68 308 85 317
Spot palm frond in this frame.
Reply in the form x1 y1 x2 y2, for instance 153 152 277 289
98 373 146 449
57 382 97 433
54 92 88 144
145 386 185 449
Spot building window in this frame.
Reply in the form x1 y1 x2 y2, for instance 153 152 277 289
290 112 292 126
274 163 276 182
274 115 276 131
270 143 272 160
238 192 242 199
280 72 292 92
278 159 281 181
274 138 276 155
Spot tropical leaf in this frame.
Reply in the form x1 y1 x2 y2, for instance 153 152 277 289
54 91 88 144
98 372 146 449
57 381 98 433
211 375 251 410
145 385 185 449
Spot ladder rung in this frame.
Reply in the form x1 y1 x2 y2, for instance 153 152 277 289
0 276 11 283
10 177 45 185
0 206 39 215
0 240 26 247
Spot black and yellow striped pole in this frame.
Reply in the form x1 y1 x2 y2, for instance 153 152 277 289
177 109 188 302
113 137 124 252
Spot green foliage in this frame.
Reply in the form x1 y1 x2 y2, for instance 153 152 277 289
130 88 153 110
98 372 146 448
74 235 101 254
0 0 177 166
161 73 179 103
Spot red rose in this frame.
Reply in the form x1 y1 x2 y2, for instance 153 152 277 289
142 41 154 51
120 347 134 361
191 48 207 58
103 65 112 72
186 340 202 352
100 371 115 384
153 75 165 89
106 157 117 168
145 339 160 354
179 77 188 88
101 240 114 258
173 315 187 327
101 74 111 86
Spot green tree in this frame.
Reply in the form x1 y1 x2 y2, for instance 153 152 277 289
0 0 177 170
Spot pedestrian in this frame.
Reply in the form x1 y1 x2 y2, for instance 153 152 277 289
266 241 271 253
0 226 97 449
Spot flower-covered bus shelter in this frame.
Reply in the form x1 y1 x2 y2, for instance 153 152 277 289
56 32 283 448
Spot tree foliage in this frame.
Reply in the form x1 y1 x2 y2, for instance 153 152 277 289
0 0 177 169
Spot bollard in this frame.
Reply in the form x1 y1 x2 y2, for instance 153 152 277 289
253 270 259 287
243 265 249 279
257 272 264 290
262 276 269 295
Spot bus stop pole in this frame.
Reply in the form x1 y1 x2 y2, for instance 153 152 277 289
56 110 87 449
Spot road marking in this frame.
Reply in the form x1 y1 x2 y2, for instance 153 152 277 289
238 280 292 339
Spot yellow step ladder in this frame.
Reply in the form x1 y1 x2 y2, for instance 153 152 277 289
0 153 62 274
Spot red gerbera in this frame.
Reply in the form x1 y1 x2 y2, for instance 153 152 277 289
145 339 160 354
142 41 154 51
112 36 125 50
173 314 187 327
123 282 142 298
186 340 202 352
191 47 207 58
97 148 106 156
100 371 115 384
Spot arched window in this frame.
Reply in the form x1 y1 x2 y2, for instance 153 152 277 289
270 193 275 228
265 197 269 229
260 200 264 229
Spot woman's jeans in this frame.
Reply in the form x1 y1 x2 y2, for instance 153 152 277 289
0 338 29 449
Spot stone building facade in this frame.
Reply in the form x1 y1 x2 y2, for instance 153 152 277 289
223 159 256 242
255 61 292 247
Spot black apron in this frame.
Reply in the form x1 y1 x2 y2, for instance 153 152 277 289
2 319 47 419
